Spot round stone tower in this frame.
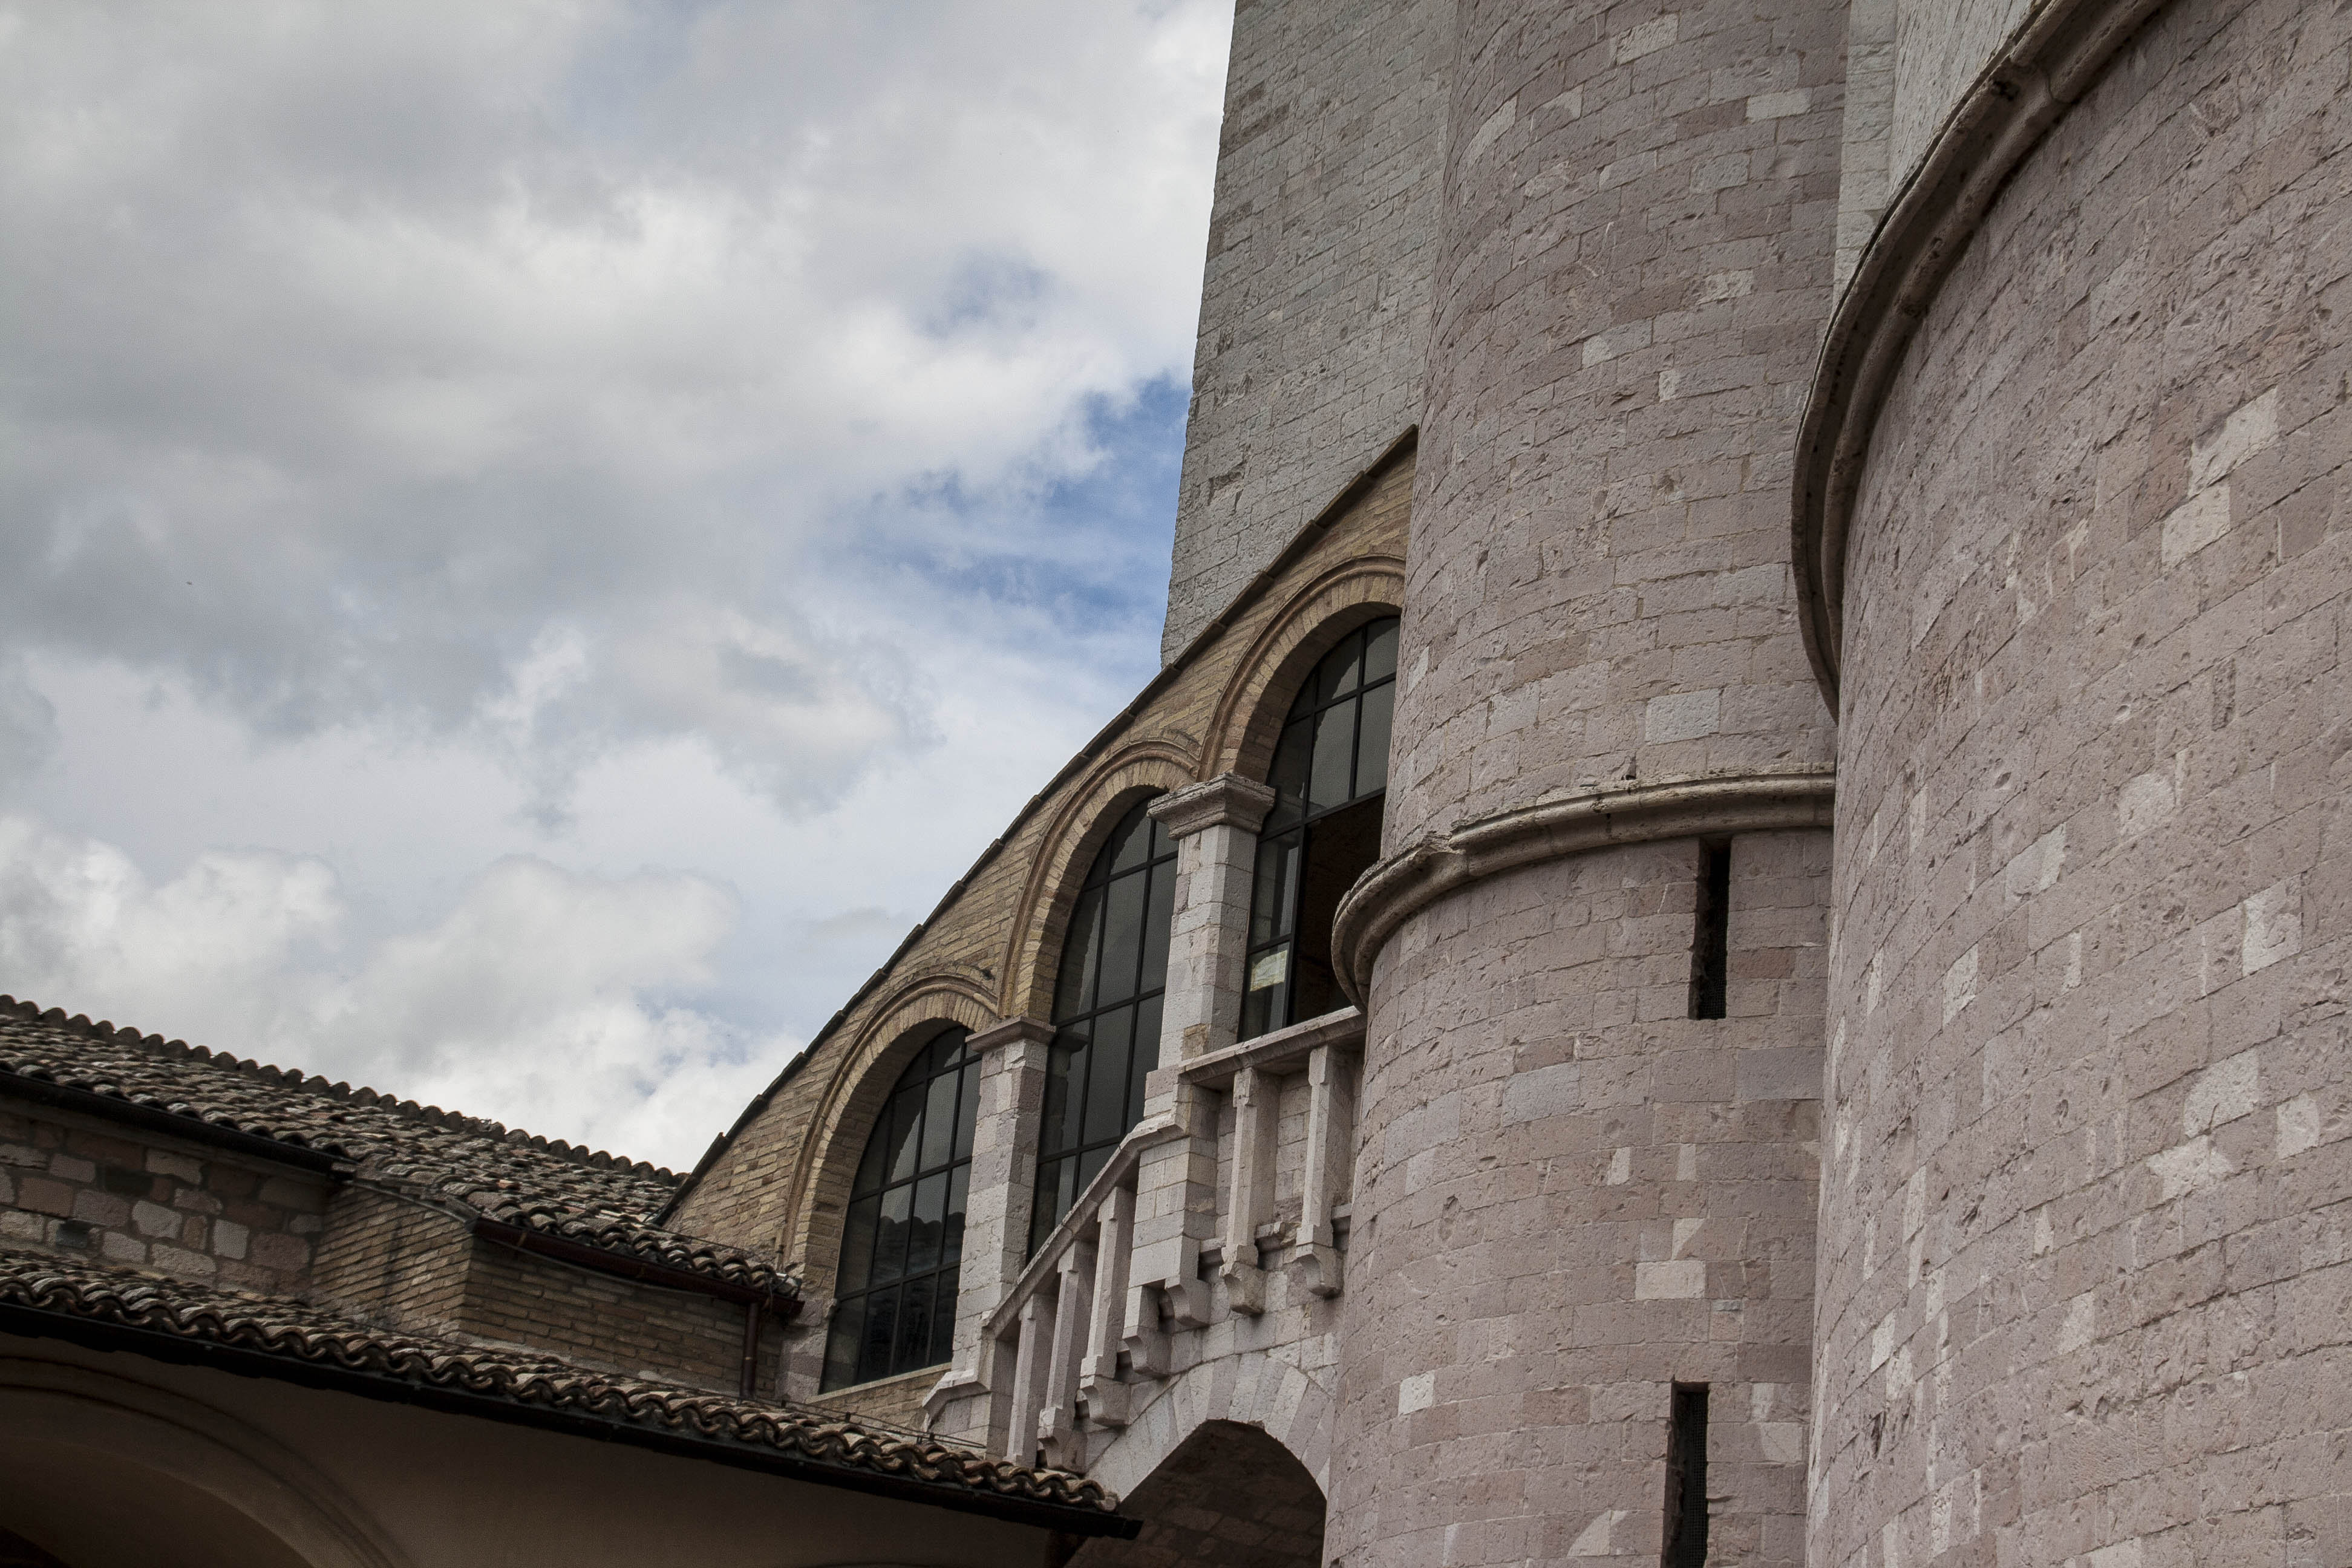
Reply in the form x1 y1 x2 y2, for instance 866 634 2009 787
1324 2 1847 1564
1808 1 2352 1563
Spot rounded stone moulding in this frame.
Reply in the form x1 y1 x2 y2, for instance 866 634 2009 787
1327 769 1837 1002
1791 0 2174 704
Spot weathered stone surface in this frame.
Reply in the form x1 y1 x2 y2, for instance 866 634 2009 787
1384 0 1845 850
1161 0 1451 661
1818 2 2352 1564
1332 831 1829 1568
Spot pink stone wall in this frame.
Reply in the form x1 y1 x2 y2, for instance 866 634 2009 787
1383 0 1844 850
1330 831 1829 1567
1326 0 1848 1563
1817 1 2352 1563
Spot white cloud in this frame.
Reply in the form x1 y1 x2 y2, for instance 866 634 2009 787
0 811 790 1169
0 0 1227 809
0 4 1231 1158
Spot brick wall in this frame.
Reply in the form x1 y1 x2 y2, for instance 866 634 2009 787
1818 1 2352 1563
308 1183 472 1332
460 1239 752 1393
0 1098 330 1295
805 1365 939 1433
1160 0 1450 659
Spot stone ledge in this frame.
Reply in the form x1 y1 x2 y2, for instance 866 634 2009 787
1791 0 2170 704
1329 771 1838 1002
1178 1008 1364 1089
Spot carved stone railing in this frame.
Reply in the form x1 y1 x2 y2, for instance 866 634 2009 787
973 1007 1364 1469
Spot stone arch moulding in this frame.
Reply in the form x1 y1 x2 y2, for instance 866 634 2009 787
999 741 1197 1025
1791 0 2174 705
780 978 1000 1290
1201 557 1406 785
1081 1349 1334 1508
0 1355 412 1568
1330 771 1838 1005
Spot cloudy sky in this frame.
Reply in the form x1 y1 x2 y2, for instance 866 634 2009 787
0 1 1232 1169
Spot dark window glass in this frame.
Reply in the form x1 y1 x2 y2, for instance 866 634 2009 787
821 1025 979 1391
1031 800 1177 1255
1242 617 1397 1040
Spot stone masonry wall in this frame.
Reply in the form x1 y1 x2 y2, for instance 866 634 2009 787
1384 0 1844 852
0 1098 330 1295
1886 0 2029 192
1817 2 2352 1564
1160 0 1449 659
1330 830 1830 1567
1323 0 1849 1563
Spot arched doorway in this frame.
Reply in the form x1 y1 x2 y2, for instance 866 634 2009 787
1069 1420 1324 1568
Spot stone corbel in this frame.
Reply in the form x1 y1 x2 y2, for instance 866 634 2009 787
1149 772 1278 839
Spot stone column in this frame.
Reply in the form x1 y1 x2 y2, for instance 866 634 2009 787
926 1013 1052 1447
1120 774 1277 1367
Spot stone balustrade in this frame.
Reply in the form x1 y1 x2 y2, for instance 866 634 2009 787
967 1007 1364 1470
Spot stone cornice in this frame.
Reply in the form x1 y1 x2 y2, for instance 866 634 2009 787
1791 0 2171 705
1148 773 1279 839
1330 771 1838 1004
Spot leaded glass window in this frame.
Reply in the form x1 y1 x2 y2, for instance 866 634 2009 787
822 1026 978 1391
1242 617 1397 1039
1031 800 1176 1254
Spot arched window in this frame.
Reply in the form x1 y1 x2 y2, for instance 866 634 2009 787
1033 799 1176 1253
1243 616 1397 1038
822 1026 978 1391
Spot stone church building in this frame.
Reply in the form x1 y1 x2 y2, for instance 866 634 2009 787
7 0 2350 1563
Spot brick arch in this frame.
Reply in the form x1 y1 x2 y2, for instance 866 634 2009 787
999 742 1196 1025
781 976 999 1296
1083 1350 1336 1506
1201 557 1405 786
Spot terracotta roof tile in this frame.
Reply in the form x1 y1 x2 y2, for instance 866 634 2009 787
0 998 792 1299
0 1244 1117 1517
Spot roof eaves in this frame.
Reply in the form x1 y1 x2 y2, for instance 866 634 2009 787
0 1250 1129 1536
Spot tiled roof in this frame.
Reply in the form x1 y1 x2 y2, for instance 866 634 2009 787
0 998 791 1299
0 1244 1120 1519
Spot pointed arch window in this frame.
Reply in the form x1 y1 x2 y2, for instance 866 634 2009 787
822 1026 978 1391
1033 799 1176 1253
1243 616 1397 1039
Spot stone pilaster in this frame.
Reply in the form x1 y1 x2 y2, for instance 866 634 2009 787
926 1013 1052 1446
1121 774 1278 1368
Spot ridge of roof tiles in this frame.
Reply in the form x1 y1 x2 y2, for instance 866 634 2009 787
0 997 795 1299
0 1245 1117 1515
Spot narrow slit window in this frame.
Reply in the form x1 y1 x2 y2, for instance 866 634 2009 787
1662 1382 1709 1568
1688 840 1731 1020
